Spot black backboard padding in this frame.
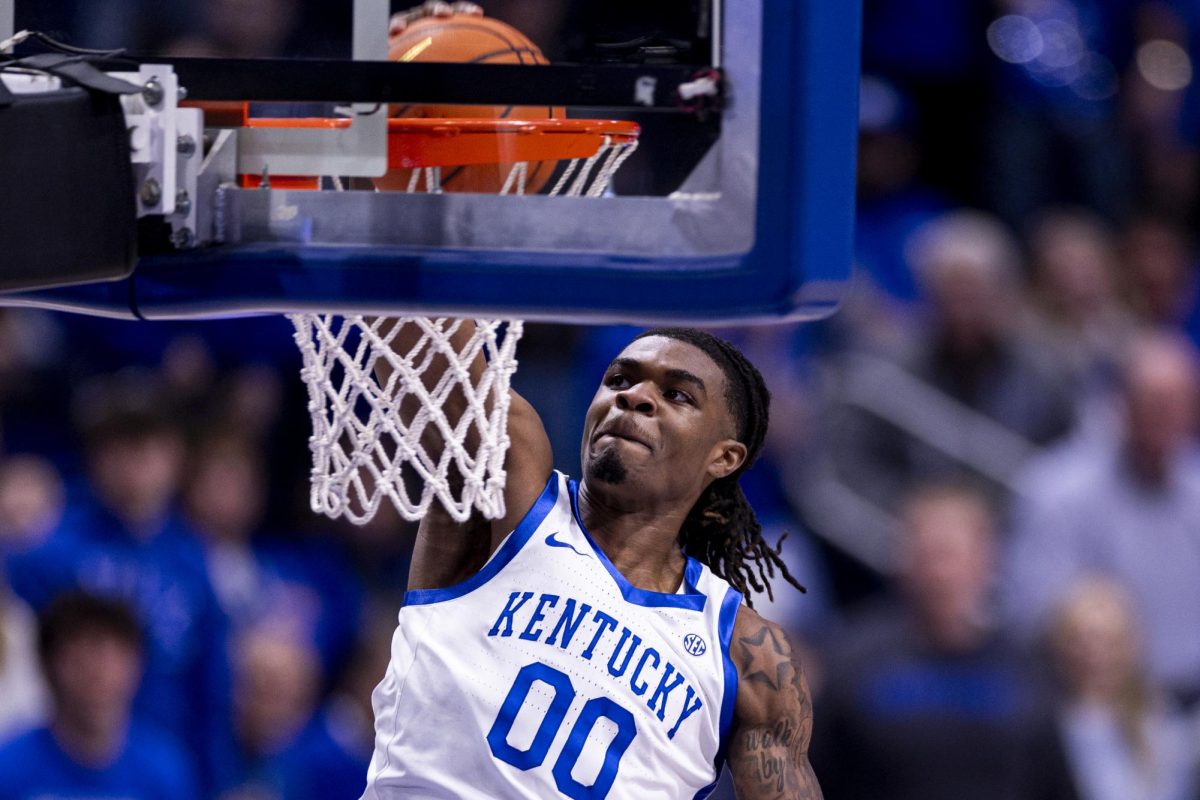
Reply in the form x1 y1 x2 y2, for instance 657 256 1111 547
0 86 137 293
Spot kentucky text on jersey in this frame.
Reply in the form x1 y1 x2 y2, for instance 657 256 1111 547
362 473 739 799
488 591 704 739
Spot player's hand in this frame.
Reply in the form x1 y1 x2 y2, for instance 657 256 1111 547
388 1 483 38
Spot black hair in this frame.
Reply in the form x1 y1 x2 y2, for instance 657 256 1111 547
73 370 179 450
38 591 144 669
633 327 805 605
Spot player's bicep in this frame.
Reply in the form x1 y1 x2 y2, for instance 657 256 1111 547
408 505 494 591
728 610 823 800
407 388 550 590
492 389 554 543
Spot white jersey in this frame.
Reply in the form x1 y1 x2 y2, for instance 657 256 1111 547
363 471 743 800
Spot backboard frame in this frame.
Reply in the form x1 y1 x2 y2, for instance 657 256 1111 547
2 0 861 325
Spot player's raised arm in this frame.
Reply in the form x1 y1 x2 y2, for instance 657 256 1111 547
375 317 553 575
727 608 823 800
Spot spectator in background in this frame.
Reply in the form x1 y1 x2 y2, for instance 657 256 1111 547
3 373 232 788
0 310 74 461
826 210 1076 513
1121 216 1200 344
0 578 45 745
0 593 197 800
0 456 65 556
217 622 389 799
1046 578 1196 800
0 588 45 745
184 430 362 676
286 625 394 800
811 482 1072 800
1124 1 1198 221
0 458 61 742
1027 208 1136 402
164 0 302 58
903 210 1077 442
1004 330 1200 707
219 625 324 800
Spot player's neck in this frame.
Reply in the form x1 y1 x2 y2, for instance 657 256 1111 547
577 482 689 594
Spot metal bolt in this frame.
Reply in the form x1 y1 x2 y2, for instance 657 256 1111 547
174 190 191 217
139 178 162 207
176 134 196 158
170 227 195 248
142 78 164 108
177 85 188 102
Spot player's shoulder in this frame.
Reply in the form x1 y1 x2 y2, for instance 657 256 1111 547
730 604 784 653
730 606 807 726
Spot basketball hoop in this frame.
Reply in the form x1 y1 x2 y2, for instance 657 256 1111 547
287 116 640 525
242 116 640 196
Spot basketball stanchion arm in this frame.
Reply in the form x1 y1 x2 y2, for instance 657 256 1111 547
0 244 842 324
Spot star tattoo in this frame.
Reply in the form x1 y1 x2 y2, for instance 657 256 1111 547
738 624 791 691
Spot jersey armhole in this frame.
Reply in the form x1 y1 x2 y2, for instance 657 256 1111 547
693 586 743 799
402 473 561 607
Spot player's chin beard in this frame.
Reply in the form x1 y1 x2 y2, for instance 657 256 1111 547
587 448 628 485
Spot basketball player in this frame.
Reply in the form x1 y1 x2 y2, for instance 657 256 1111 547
361 318 820 798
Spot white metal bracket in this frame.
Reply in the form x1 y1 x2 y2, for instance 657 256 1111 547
114 64 181 218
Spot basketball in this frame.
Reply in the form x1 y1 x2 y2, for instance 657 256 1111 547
374 14 564 194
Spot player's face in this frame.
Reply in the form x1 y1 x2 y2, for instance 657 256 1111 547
581 336 746 506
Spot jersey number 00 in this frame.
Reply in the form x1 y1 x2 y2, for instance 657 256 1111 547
487 662 639 799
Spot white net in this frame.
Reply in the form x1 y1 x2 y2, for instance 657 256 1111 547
291 317 523 525
290 129 636 525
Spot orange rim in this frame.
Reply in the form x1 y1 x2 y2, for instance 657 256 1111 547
244 117 641 168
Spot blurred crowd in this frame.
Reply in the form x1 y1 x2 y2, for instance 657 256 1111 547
5 0 1200 798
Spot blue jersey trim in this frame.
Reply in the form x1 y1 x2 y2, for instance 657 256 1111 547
568 479 708 611
691 774 722 800
402 473 560 606
716 587 744 771
689 586 743 800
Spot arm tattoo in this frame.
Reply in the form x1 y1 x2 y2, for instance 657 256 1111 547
729 619 823 799
738 625 791 690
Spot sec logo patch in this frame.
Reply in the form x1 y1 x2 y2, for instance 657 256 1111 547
683 633 707 656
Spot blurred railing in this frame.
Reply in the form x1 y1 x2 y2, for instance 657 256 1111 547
788 353 1041 573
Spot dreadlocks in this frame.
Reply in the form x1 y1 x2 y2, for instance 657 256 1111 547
633 328 805 607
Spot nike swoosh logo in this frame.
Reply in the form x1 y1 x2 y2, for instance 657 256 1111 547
545 532 589 557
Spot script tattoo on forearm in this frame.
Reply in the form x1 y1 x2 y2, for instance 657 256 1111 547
730 620 823 799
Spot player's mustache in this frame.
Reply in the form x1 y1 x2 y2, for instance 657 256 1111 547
591 415 654 451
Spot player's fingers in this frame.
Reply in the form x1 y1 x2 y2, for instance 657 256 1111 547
388 1 477 38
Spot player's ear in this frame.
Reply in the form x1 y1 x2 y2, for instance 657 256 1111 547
707 439 747 481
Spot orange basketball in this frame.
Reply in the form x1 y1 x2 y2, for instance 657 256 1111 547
374 14 564 194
